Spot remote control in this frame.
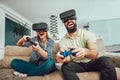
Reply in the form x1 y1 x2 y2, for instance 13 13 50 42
26 37 37 46
60 49 77 58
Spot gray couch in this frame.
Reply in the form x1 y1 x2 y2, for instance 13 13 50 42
0 38 120 80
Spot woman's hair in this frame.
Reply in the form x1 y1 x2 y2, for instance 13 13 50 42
46 32 51 40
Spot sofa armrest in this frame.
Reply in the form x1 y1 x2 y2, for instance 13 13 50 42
105 52 120 68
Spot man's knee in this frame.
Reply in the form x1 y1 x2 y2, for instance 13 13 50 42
61 62 73 71
99 56 115 68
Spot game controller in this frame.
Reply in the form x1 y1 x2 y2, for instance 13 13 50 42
26 37 37 46
60 49 77 58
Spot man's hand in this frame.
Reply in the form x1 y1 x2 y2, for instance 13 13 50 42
56 48 70 63
71 47 87 58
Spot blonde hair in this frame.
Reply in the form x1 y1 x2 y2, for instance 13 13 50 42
46 32 51 40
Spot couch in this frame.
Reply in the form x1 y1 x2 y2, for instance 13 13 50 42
0 38 120 80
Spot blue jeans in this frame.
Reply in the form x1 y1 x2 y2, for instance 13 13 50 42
11 58 55 76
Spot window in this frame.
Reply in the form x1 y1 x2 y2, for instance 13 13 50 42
5 17 31 46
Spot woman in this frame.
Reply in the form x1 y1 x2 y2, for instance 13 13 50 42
11 22 55 77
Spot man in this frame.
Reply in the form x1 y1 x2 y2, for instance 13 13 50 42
56 9 117 80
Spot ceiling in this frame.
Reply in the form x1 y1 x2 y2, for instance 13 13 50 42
0 0 97 25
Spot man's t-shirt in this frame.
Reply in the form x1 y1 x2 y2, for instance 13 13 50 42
59 29 96 63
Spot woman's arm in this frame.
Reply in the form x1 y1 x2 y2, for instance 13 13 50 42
17 35 29 46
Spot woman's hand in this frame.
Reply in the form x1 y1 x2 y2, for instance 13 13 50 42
17 35 30 46
31 42 40 51
31 42 48 58
22 35 30 42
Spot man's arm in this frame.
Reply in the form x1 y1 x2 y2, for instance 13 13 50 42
85 42 99 59
73 42 98 60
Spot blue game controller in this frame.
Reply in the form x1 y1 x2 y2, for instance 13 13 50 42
60 49 77 58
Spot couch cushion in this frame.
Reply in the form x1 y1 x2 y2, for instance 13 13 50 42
96 38 105 57
0 68 27 80
77 72 100 80
5 45 32 56
55 63 62 70
0 56 29 68
26 71 64 80
105 53 120 68
53 43 60 62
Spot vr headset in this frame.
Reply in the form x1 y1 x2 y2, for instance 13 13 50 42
32 22 48 31
59 9 76 23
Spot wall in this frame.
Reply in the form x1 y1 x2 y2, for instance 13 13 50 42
89 0 120 46
88 0 120 21
108 19 120 45
89 18 120 46
0 8 5 59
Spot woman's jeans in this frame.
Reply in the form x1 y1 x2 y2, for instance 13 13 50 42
11 58 55 76
61 56 117 80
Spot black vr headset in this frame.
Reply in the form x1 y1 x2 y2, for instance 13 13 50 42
59 9 76 23
32 22 48 31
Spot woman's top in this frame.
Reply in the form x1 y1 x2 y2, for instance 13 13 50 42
24 36 55 65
